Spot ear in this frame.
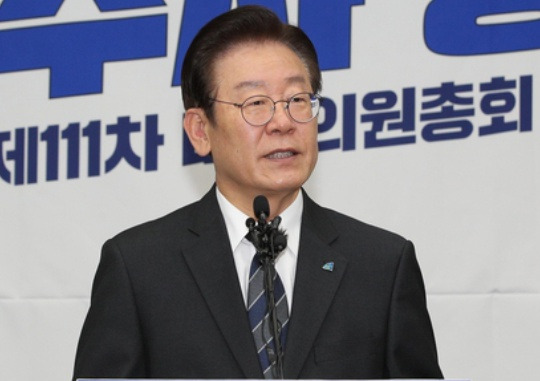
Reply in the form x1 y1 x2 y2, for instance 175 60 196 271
183 108 212 157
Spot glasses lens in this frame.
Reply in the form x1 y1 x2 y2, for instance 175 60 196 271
241 95 274 126
288 93 320 123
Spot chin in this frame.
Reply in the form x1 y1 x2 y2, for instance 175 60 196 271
268 178 306 193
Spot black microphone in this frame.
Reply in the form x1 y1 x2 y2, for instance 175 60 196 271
245 195 287 378
246 195 287 261
253 195 269 222
269 216 287 253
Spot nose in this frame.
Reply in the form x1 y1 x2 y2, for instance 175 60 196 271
266 100 295 134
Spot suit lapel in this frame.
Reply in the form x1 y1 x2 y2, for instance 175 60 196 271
180 188 262 378
283 193 348 378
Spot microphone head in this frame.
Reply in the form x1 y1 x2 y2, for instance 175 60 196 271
273 232 288 253
253 195 270 220
245 217 255 230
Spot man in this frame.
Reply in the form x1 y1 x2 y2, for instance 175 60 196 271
73 6 443 380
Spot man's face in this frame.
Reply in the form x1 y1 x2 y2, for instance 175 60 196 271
205 41 319 203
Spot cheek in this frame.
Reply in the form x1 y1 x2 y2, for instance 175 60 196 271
224 129 259 161
240 129 264 152
303 124 319 149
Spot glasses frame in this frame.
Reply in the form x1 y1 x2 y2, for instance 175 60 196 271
209 92 321 127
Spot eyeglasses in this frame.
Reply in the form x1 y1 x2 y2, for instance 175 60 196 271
209 92 321 126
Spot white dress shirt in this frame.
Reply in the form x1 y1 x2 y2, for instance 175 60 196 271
216 187 303 314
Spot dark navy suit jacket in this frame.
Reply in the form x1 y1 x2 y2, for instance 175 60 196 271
73 188 443 379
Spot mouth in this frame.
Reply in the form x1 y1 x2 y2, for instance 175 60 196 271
265 150 297 159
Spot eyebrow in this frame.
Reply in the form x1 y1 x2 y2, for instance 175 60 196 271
233 75 309 91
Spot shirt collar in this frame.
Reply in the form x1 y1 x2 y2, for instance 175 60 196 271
216 187 303 256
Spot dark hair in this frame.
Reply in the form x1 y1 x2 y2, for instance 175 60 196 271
181 5 321 121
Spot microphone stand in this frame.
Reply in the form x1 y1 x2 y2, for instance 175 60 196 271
246 197 287 379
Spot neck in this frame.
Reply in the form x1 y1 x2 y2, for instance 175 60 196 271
263 190 300 219
217 184 300 220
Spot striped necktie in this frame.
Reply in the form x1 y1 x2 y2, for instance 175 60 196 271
247 253 289 379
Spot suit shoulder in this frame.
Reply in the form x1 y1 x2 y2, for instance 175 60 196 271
328 207 406 242
304 196 411 257
306 194 407 241
107 197 204 249
318 206 416 274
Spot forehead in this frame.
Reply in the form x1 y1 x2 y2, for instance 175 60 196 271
212 41 311 94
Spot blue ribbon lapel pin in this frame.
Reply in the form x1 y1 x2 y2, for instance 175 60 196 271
322 261 335 272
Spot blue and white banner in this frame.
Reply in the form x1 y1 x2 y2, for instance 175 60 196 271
1 1 539 381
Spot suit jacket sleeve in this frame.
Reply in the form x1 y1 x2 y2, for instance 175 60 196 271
385 240 443 378
73 239 146 379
